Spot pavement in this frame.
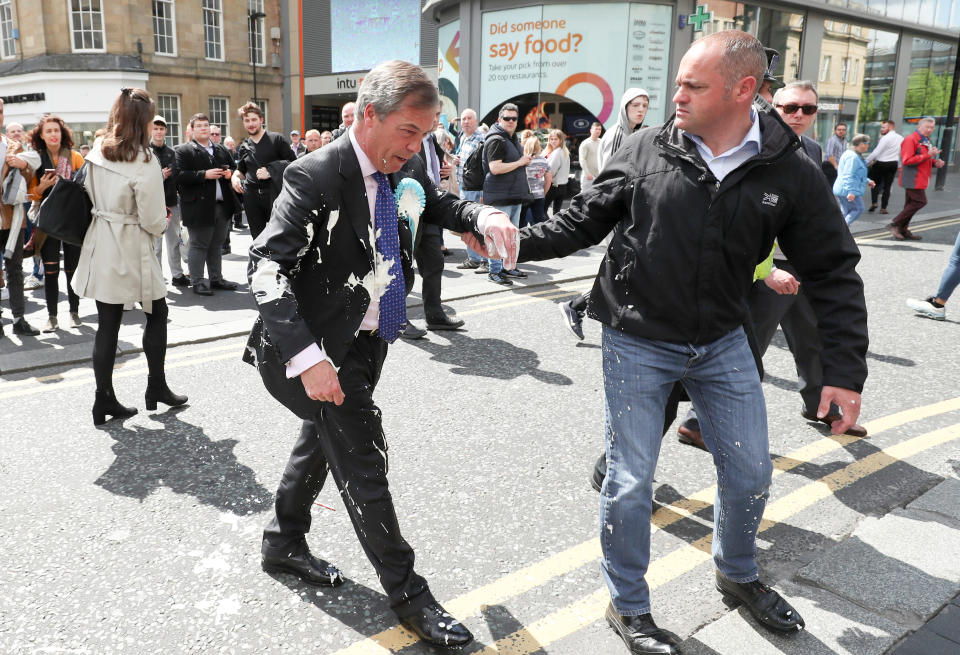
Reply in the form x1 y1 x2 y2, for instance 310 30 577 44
2 180 960 654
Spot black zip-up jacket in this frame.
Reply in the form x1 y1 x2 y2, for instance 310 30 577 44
150 141 178 207
518 111 868 393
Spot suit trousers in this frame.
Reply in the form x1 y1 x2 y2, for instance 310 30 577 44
868 161 898 209
187 202 231 285
0 228 25 318
415 223 445 318
892 188 927 230
261 333 435 618
243 186 277 240
153 203 184 278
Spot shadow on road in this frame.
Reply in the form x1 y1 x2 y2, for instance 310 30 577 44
94 406 273 515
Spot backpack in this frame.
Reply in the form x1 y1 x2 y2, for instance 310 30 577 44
460 141 486 192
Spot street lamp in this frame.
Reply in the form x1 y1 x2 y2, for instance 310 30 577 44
248 10 266 105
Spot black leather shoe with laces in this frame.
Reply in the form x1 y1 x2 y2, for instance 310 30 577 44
261 547 345 587
715 570 805 633
400 602 473 649
605 603 681 654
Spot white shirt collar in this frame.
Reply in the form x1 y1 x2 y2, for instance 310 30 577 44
682 109 761 160
348 126 378 178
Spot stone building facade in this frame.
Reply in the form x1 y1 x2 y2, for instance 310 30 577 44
0 0 283 146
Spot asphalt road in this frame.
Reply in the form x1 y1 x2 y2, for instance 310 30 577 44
2 218 959 654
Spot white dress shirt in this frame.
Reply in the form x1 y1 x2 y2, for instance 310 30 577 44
865 130 904 165
682 110 762 182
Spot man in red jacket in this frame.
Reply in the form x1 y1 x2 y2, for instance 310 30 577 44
889 117 944 240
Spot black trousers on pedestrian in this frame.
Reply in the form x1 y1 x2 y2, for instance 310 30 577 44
187 202 231 285
869 161 898 209
243 186 277 241
544 184 567 215
415 224 445 318
93 298 168 393
261 333 434 618
892 188 927 230
0 227 26 319
40 236 80 316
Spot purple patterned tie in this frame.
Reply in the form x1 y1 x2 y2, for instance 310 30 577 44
373 171 406 342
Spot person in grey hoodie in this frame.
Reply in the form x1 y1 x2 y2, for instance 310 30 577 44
598 88 650 170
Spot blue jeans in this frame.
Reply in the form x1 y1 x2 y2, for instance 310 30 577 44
838 195 865 225
935 228 960 301
488 203 522 275
600 325 772 615
460 189 485 263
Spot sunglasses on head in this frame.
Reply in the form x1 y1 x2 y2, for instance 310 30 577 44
776 103 818 116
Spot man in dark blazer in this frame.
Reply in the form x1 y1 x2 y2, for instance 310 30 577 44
243 60 518 649
175 113 240 296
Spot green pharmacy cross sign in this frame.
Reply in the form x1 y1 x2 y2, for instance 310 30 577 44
688 4 712 31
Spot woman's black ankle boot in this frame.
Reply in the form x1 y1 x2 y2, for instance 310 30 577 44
92 389 138 426
145 376 188 411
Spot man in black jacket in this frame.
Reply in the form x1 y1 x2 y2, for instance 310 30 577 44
230 102 293 239
175 113 241 296
149 115 187 286
466 31 868 654
243 60 517 650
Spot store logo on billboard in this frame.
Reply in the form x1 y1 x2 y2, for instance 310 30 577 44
571 118 591 131
633 30 647 39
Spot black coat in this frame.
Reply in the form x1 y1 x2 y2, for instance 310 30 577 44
150 142 178 207
243 135 485 418
174 140 239 227
518 111 869 393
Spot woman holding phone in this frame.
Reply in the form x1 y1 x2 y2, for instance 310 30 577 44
73 88 186 425
27 116 86 331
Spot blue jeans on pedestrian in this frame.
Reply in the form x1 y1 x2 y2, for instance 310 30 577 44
488 203 522 275
935 228 960 301
460 189 485 263
839 195 865 225
599 325 772 615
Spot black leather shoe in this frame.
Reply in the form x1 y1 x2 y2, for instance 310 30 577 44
715 571 805 633
210 279 239 290
261 549 345 587
12 318 40 336
559 301 584 340
145 376 188 411
425 314 464 331
400 323 427 340
605 603 681 654
399 602 473 649
591 452 606 492
171 274 190 287
193 281 214 296
92 390 138 426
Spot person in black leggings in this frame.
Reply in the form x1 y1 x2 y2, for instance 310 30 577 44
71 89 187 425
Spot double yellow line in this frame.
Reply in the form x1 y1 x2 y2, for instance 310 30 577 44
855 214 960 242
329 397 960 654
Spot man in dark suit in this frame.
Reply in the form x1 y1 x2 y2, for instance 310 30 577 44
175 113 241 296
243 60 518 649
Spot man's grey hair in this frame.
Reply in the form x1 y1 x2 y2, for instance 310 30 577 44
498 103 519 118
5 121 22 133
461 108 477 120
696 30 767 95
850 133 870 147
355 61 438 120
918 116 936 126
773 80 819 104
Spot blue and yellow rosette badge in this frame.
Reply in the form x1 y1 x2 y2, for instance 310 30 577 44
395 178 425 244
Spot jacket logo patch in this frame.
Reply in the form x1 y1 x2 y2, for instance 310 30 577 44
762 192 780 207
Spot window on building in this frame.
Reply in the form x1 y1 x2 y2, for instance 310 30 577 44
203 0 224 61
821 56 832 81
907 37 958 158
255 98 269 126
208 96 228 133
0 0 16 59
841 57 850 83
157 94 182 146
248 0 265 66
152 0 177 56
852 59 859 83
70 0 105 52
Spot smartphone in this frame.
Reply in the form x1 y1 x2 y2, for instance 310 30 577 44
44 168 56 174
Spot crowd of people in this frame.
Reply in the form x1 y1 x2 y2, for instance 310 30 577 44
0 27 957 655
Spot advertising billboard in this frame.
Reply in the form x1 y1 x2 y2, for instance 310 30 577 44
480 3 672 128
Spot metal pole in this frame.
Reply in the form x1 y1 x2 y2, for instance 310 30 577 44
935 34 960 190
249 11 266 103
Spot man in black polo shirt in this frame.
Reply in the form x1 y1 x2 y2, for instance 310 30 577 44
230 102 294 239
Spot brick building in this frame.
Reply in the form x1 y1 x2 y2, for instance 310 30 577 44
0 0 283 147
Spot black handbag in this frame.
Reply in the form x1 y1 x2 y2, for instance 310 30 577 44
36 164 93 246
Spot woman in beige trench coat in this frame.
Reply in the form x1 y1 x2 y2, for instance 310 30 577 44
73 88 187 425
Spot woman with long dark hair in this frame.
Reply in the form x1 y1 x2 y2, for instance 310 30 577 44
27 116 86 331
73 88 187 425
